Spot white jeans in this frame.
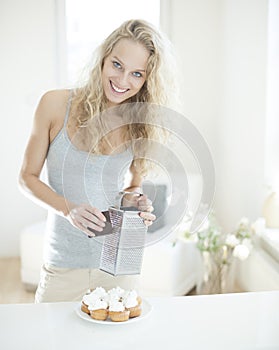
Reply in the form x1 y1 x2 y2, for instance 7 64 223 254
35 264 140 303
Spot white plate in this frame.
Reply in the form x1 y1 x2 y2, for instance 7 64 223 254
75 299 152 325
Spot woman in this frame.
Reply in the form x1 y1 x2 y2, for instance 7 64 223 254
19 19 176 302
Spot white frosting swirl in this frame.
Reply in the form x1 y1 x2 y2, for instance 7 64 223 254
124 294 138 308
88 298 108 311
123 290 138 308
106 286 125 304
108 286 125 298
82 293 99 305
109 300 125 312
91 287 107 297
83 287 108 306
82 287 140 312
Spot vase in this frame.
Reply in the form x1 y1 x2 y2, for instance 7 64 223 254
196 251 235 295
263 192 279 228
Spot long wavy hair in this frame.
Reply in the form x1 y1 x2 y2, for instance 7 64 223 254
71 19 178 176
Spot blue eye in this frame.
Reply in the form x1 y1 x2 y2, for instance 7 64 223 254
113 61 121 69
133 71 142 78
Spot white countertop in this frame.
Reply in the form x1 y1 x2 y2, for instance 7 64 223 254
0 291 278 350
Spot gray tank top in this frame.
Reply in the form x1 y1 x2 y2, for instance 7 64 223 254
44 91 133 268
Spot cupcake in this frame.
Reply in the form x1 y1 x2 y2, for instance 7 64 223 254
109 300 130 322
81 287 107 315
89 298 108 321
124 290 142 318
81 301 90 315
81 293 98 315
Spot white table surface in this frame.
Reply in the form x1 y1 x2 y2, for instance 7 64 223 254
0 291 278 350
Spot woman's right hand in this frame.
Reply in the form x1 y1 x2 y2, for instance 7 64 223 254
66 203 106 237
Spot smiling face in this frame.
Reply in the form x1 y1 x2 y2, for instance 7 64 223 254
102 38 150 107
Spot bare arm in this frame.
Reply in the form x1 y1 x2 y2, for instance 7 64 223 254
123 161 155 226
123 161 143 194
19 90 70 216
19 90 106 236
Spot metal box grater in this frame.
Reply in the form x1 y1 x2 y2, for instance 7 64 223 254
99 204 147 276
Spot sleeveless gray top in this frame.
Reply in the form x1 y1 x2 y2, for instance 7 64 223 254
44 91 133 268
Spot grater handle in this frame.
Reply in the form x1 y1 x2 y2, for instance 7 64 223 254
114 191 143 210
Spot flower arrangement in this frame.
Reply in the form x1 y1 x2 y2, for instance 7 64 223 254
180 212 253 262
177 212 254 294
225 217 253 262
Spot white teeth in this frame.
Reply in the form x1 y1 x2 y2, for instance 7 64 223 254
111 81 128 93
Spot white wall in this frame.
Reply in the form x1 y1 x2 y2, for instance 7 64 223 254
0 0 59 256
169 0 268 231
168 0 222 145
265 0 279 191
217 0 267 230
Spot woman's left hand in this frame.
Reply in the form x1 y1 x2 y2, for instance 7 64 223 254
138 194 156 226
122 192 156 226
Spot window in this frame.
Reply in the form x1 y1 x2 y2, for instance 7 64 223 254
64 0 160 85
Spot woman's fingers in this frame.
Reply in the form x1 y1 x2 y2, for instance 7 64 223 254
138 204 154 212
130 194 156 226
139 211 156 221
82 206 106 230
69 204 106 234
139 211 156 226
137 194 154 212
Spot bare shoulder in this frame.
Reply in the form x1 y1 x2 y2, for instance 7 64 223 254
35 89 71 128
33 89 72 142
38 89 70 118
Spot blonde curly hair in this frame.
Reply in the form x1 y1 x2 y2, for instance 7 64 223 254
71 19 178 176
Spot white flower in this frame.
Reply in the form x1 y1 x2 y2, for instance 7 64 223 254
233 244 250 260
225 234 240 248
